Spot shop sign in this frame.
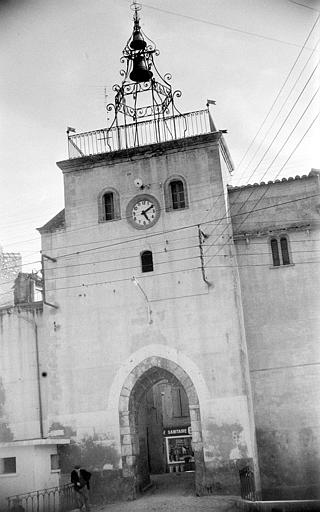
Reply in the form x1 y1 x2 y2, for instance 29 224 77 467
163 426 192 437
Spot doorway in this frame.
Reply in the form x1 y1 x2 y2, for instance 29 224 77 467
118 357 205 493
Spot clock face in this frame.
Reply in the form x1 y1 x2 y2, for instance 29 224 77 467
126 194 160 229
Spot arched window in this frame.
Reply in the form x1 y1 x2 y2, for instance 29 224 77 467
103 192 115 221
271 238 280 267
270 236 291 266
141 250 153 273
170 180 185 210
280 237 290 265
164 176 188 211
98 188 120 222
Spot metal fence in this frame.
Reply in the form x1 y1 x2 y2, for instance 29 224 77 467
239 466 256 501
7 484 76 512
68 109 211 158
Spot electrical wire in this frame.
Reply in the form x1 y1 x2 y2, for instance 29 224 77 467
41 192 318 261
1 230 319 281
0 190 318 291
203 84 320 259
3 70 315 276
238 60 319 183
2 2 318 252
46 258 320 294
237 39 319 180
288 0 320 12
0 183 226 247
205 112 320 267
2 252 319 301
41 247 320 283
198 76 319 242
140 1 317 48
236 13 320 174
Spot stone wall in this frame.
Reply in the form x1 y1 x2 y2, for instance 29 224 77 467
0 246 21 307
38 133 257 495
230 171 320 499
0 305 44 441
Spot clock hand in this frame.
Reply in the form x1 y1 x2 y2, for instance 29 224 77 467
144 204 154 214
141 210 149 221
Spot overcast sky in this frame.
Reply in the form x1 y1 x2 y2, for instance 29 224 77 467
0 0 319 273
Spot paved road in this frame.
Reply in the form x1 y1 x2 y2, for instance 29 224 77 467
94 473 239 512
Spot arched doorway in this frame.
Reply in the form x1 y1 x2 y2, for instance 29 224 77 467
118 357 205 494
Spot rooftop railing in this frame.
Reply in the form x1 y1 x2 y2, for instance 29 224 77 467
68 109 212 159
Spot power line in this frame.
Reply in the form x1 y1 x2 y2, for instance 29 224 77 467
1 185 226 248
236 13 320 174
205 112 320 266
288 0 320 12
1 252 319 300
45 258 320 295
198 64 319 242
41 247 320 284
0 194 319 296
203 84 320 258
238 61 319 185
237 40 319 180
0 174 198 228
2 193 316 287
1 232 319 283
1 118 318 266
42 193 317 261
1 142 315 251
141 2 317 48
2 3 318 252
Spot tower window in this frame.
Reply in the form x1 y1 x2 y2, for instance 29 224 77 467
103 192 115 221
164 176 188 211
98 188 120 223
270 236 291 266
141 250 153 272
170 180 186 209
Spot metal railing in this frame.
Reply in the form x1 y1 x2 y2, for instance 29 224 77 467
239 466 256 501
7 484 76 512
68 109 211 158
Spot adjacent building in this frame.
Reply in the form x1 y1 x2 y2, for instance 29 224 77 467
0 246 21 307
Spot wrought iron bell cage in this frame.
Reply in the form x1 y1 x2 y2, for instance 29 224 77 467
105 1 186 149
67 2 215 159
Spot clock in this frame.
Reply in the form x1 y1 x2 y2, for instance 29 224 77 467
126 194 160 229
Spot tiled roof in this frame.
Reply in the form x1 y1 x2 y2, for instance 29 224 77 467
228 169 319 191
37 209 65 234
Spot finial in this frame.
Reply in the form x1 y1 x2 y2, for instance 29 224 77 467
131 1 142 24
130 1 146 51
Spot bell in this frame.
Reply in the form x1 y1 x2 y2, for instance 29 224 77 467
130 55 153 83
130 30 146 51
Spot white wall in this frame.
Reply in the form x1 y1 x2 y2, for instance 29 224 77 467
0 444 60 509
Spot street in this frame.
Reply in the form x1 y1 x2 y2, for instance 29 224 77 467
94 473 239 512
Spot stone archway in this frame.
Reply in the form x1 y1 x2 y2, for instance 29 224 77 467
118 356 205 494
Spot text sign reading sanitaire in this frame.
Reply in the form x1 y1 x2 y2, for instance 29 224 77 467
163 426 192 437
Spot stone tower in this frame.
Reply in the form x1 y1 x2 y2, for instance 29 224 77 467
38 3 259 497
